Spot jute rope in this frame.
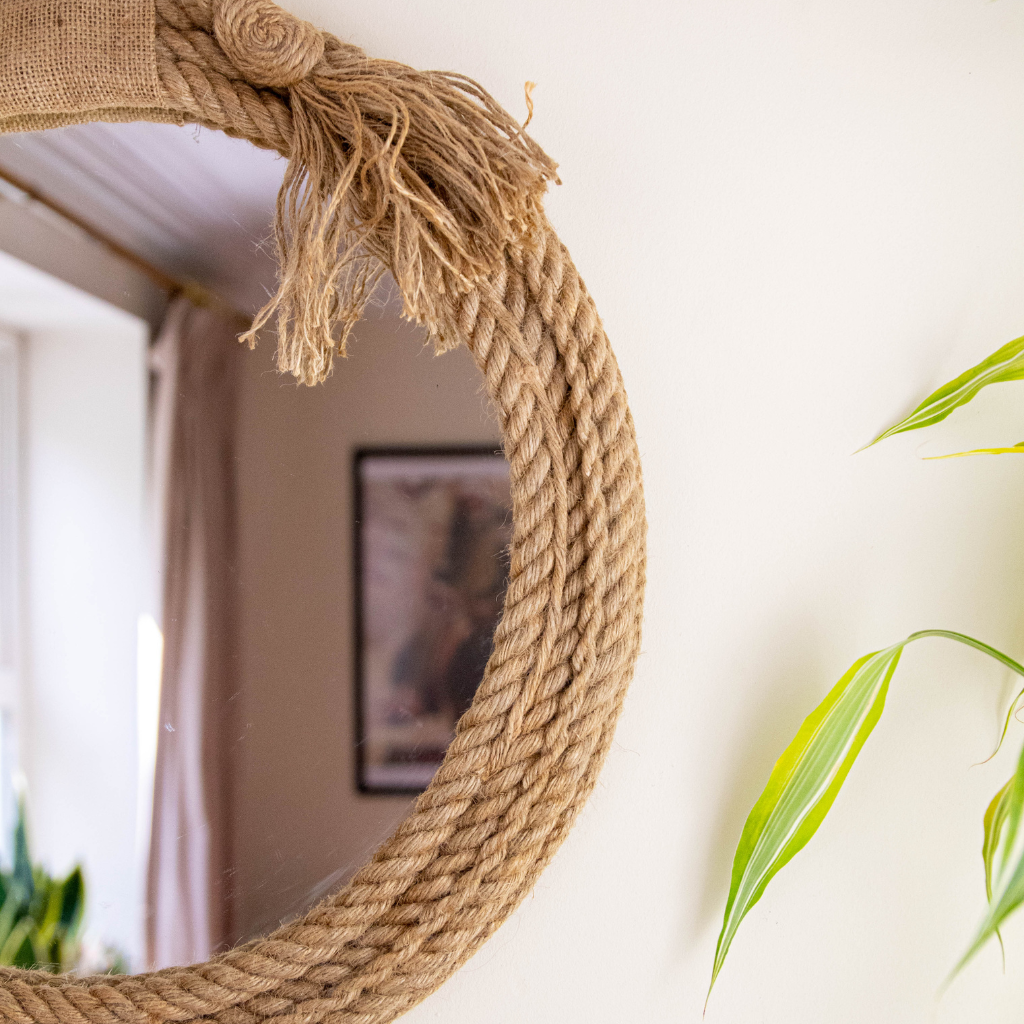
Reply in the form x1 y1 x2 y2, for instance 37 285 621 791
0 1 646 1021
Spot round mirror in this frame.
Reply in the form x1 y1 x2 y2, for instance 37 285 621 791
0 120 508 972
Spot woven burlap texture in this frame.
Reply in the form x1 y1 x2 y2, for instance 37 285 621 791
0 1 647 1022
0 0 164 133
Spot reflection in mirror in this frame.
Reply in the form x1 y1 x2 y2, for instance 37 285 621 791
0 122 506 974
355 449 511 793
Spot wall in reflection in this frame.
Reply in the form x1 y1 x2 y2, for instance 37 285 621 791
229 303 500 946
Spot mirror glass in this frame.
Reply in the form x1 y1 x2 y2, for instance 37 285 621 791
0 121 507 973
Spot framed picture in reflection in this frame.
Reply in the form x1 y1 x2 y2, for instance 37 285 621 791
354 447 512 793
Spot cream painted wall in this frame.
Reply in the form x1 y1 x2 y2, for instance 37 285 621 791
261 1 1024 1021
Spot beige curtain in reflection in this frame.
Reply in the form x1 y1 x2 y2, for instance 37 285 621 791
146 296 240 969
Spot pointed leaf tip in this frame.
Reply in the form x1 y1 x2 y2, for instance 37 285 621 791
924 445 1024 460
708 645 902 1002
864 333 1024 448
955 740 1024 981
709 629 1024 1004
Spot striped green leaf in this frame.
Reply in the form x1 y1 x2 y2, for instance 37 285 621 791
866 334 1024 447
709 630 1024 1004
955 743 1024 978
983 779 1014 902
708 644 902 1002
982 776 1014 964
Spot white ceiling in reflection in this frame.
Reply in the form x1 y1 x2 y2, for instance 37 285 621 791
0 121 286 315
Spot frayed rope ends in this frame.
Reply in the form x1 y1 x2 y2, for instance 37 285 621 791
239 37 559 386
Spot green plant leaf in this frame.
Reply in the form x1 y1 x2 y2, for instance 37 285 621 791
0 887 24 953
865 334 1024 447
983 778 1015 906
9 932 34 970
0 917 34 968
954 741 1024 979
58 868 84 938
709 630 1024 1006
35 877 63 953
0 805 90 973
981 776 1014 966
924 445 1024 459
708 644 903 1003
904 629 1024 679
11 799 32 902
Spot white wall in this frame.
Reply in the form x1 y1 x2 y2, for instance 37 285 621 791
18 313 148 966
274 1 1024 1021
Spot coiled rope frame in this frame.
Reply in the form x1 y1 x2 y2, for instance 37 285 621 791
0 1 646 1021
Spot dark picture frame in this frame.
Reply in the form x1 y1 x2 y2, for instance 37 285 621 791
354 447 512 794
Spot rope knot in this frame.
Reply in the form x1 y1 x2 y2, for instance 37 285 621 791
213 0 325 88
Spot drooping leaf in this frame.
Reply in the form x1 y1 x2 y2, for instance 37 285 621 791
709 630 1024 1005
981 776 1015 965
954 741 1024 978
904 629 1024 679
983 778 1015 905
865 334 1024 447
708 644 903 1002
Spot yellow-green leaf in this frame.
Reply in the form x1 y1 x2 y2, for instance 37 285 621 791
983 777 1015 906
924 445 1024 459
866 334 1024 447
709 630 1024 1006
955 742 1024 978
0 917 33 968
708 644 902 1003
980 776 1015 967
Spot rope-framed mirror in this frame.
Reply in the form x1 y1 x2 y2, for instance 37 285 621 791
0 1 646 1020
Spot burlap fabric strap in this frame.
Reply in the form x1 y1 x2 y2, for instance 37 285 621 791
0 1 647 1021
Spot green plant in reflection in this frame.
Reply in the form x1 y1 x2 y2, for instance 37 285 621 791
709 335 1024 1006
0 798 85 972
